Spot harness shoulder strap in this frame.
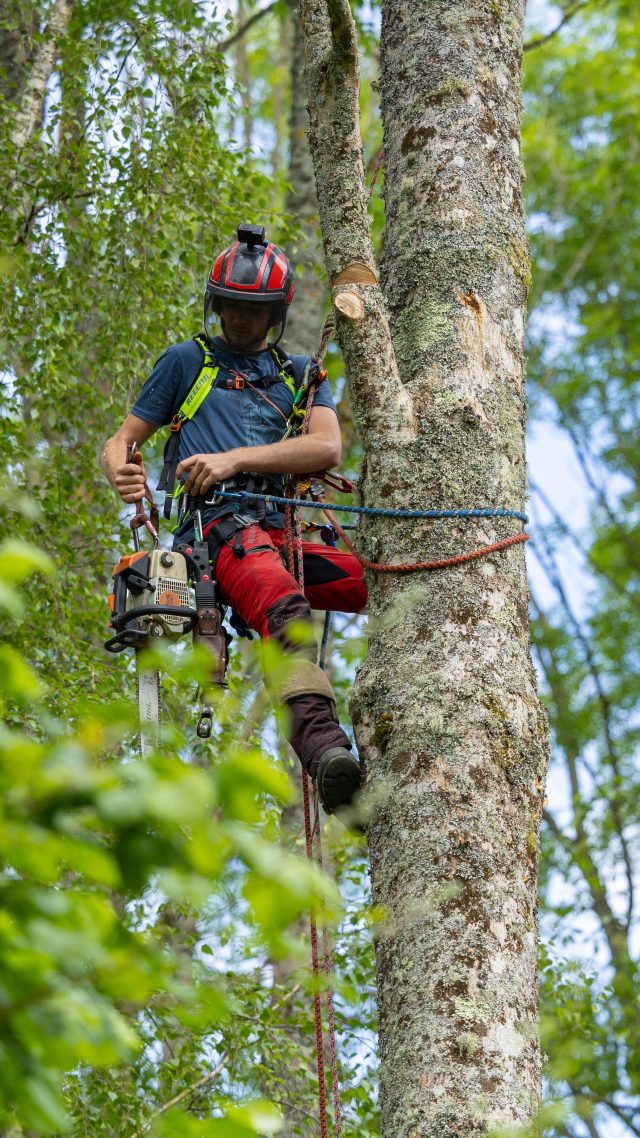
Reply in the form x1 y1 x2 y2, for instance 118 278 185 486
176 335 219 422
157 336 219 515
157 338 310 518
270 344 303 398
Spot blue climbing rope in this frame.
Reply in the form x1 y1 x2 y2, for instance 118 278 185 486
216 489 528 524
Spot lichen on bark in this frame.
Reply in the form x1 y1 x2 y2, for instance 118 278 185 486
299 1 549 1136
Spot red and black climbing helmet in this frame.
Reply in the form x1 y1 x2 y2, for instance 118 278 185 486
204 224 295 340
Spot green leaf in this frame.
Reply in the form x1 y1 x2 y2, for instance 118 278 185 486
0 645 45 700
0 540 55 583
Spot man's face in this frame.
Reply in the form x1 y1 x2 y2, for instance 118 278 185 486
220 299 274 350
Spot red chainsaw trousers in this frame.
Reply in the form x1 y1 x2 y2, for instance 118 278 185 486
204 520 367 775
208 521 367 636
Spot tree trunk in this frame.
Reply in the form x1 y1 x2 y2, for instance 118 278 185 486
299 1 549 1135
9 0 74 155
0 1 39 106
2 0 75 240
282 0 325 355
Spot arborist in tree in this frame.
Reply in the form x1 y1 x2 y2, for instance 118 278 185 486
102 224 367 818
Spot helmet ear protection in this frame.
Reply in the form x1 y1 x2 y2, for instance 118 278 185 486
204 225 295 343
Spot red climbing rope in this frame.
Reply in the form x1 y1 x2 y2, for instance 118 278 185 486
301 770 331 1138
284 380 343 1138
299 773 344 1138
307 471 530 571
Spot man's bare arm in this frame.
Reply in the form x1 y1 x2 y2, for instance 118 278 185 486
101 414 159 502
176 405 342 497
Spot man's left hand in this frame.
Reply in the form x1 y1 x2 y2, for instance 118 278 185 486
177 451 240 497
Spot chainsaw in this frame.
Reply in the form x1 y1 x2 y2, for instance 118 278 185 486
105 444 228 752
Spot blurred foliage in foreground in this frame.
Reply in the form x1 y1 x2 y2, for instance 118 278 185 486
0 540 347 1135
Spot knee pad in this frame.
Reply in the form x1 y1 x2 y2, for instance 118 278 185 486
267 658 337 708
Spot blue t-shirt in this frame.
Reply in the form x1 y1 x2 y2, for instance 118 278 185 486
131 336 337 537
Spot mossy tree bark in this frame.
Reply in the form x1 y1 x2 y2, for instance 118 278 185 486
299 1 549 1136
0 1 39 105
282 0 325 356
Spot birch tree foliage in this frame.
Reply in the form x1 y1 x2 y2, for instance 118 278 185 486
0 0 277 707
0 547 345 1136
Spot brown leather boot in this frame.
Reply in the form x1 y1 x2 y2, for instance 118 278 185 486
316 747 361 815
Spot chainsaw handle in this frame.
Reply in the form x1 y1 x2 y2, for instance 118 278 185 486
110 604 199 632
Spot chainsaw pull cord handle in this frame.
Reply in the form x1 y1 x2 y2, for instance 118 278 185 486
126 441 160 550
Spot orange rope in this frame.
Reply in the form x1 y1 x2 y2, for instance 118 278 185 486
323 507 529 572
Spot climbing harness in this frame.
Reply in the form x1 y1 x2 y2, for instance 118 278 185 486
156 334 314 519
106 444 229 749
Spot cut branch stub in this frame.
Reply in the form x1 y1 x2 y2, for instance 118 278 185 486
331 262 378 287
332 263 378 321
334 290 365 320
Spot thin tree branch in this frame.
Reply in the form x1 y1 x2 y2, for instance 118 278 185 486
583 1118 603 1138
600 1100 640 1137
269 1099 321 1125
127 1053 229 1138
529 477 640 609
531 536 635 930
543 806 574 848
216 1 279 53
569 1091 640 1134
562 419 640 572
569 1088 640 1138
531 592 628 961
524 1 590 52
115 34 142 83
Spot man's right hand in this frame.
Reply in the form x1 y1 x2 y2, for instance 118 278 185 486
114 450 147 503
